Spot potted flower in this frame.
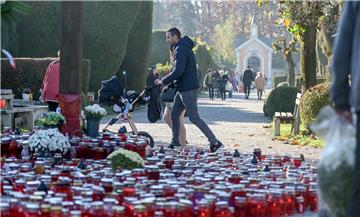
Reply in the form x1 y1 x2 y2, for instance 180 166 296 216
84 104 107 137
39 112 66 128
28 128 71 157
107 148 144 171
22 88 33 101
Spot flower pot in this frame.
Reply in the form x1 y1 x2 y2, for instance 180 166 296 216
86 118 100 138
22 93 31 101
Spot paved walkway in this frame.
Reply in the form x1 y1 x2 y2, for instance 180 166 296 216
101 90 322 160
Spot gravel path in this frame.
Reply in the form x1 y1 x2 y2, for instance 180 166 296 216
101 90 322 160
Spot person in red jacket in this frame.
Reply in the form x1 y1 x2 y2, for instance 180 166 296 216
41 51 60 111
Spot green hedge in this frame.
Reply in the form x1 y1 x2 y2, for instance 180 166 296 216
1 58 91 99
15 2 61 57
119 1 153 91
272 75 288 88
149 30 170 66
263 86 300 117
83 1 141 92
300 82 331 129
13 2 143 92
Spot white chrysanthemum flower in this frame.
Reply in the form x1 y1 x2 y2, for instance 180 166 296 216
29 128 70 154
84 104 107 119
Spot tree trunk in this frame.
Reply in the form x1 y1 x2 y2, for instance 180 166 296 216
300 24 317 91
59 2 83 135
60 1 83 94
319 29 334 81
285 52 296 86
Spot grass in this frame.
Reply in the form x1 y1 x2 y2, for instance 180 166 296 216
273 123 325 148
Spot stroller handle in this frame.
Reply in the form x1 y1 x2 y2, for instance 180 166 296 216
145 83 161 91
102 83 161 131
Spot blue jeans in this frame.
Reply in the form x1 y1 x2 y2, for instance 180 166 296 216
171 89 217 145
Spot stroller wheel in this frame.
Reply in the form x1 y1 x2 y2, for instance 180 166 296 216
137 131 154 148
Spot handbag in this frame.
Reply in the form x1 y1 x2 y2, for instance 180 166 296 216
160 86 176 102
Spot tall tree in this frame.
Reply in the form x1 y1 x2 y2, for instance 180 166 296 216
317 1 342 80
273 35 297 86
276 0 326 90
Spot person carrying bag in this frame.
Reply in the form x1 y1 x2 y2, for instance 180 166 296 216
160 83 176 103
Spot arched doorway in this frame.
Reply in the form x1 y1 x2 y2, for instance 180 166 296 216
247 56 261 74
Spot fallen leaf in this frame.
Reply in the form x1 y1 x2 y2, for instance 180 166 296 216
232 144 241 147
290 140 300 145
249 134 255 137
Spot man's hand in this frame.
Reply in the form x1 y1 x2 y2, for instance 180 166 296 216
155 79 163 85
335 109 352 124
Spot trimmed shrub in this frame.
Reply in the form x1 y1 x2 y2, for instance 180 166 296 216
263 86 300 117
295 76 327 90
1 58 91 99
14 2 142 92
15 2 61 57
276 81 289 87
149 30 170 66
83 1 141 92
272 75 288 88
119 1 153 91
300 82 331 129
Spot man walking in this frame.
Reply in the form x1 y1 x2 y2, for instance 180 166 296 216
155 27 223 152
242 66 254 99
331 2 360 216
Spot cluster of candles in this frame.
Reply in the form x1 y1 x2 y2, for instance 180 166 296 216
1 131 149 160
1 130 318 217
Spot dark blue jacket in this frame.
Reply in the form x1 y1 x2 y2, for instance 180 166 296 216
162 36 200 91
242 69 254 86
331 1 360 111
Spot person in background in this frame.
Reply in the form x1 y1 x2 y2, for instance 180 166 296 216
254 72 266 100
242 66 254 100
228 71 238 92
212 69 221 98
41 51 60 111
219 70 229 101
330 2 360 216
203 69 214 100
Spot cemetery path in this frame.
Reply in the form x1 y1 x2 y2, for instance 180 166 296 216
101 90 322 160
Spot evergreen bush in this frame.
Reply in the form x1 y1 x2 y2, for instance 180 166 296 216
263 86 300 117
300 82 331 129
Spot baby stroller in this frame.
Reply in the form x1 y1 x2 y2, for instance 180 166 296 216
99 71 159 147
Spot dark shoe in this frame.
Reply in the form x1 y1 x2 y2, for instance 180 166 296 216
210 141 224 153
168 142 181 149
